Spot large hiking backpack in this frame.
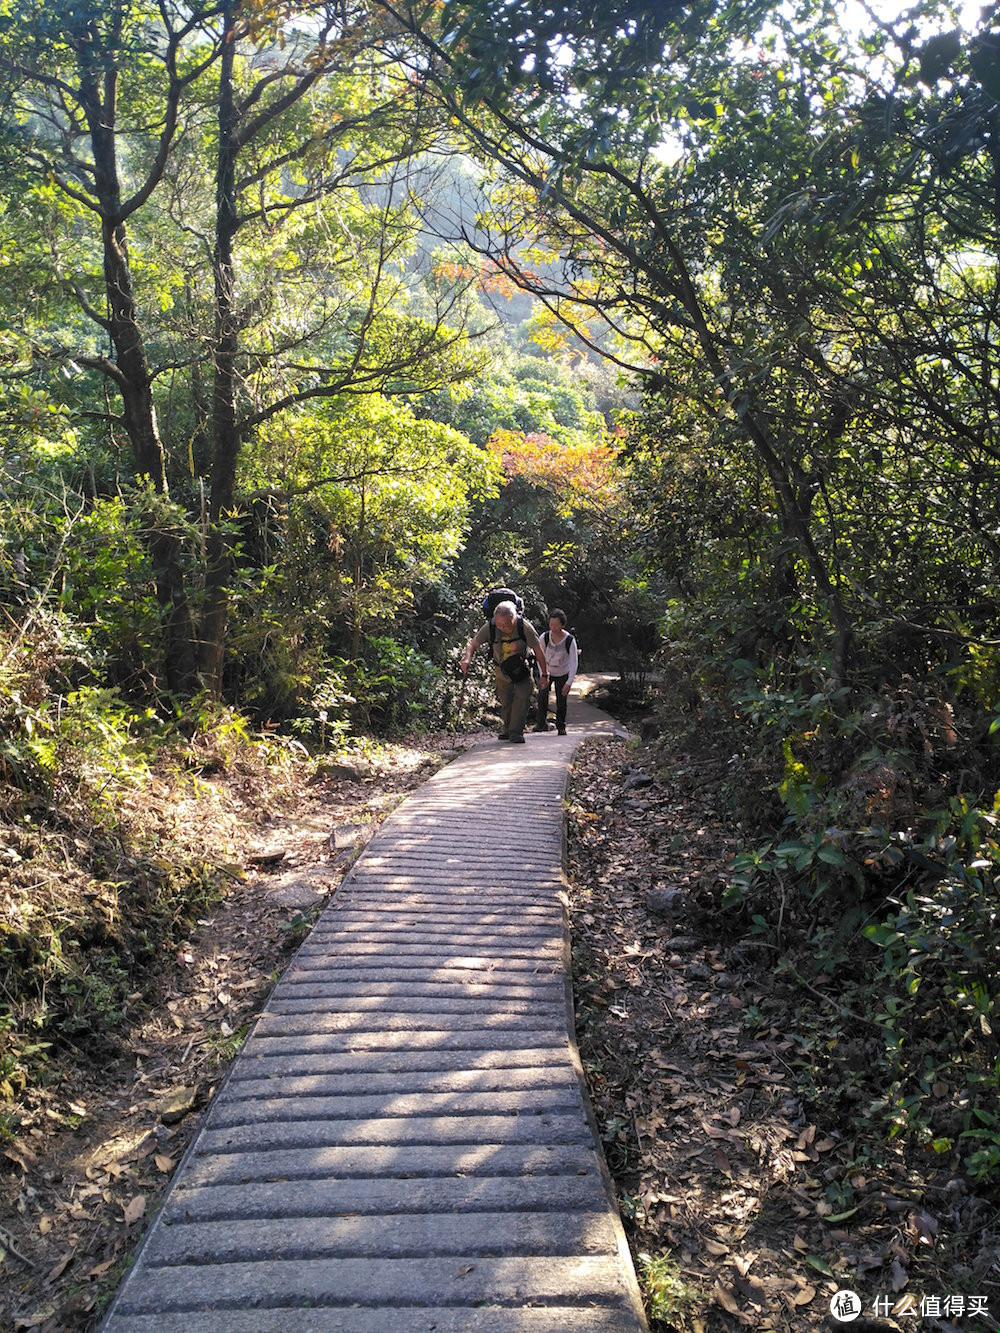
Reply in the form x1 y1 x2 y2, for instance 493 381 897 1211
481 587 534 682
481 586 523 619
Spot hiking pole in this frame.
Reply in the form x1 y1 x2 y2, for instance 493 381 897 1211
451 666 470 732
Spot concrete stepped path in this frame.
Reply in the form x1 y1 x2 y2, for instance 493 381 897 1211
102 686 648 1331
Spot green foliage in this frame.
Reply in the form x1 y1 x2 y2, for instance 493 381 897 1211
56 499 162 680
606 580 663 682
228 393 499 718
637 1249 699 1324
205 1022 250 1062
306 667 357 751
678 644 1000 1181
419 346 604 446
0 0 495 693
0 677 305 1123
347 637 438 734
859 801 1000 1177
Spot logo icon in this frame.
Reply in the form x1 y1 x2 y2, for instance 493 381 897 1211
830 1290 863 1323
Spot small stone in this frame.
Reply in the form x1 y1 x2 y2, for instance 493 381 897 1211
248 848 285 867
310 760 371 785
331 822 376 852
159 1086 197 1125
647 886 682 916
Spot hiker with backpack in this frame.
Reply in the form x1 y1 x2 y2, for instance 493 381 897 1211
534 608 578 735
460 592 548 744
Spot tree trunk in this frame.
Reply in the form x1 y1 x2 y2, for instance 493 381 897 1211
81 55 199 692
200 0 241 693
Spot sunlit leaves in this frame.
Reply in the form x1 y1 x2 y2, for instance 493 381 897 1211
238 391 500 649
488 426 620 515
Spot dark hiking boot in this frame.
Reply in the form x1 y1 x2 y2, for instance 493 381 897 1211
497 732 510 740
557 726 567 735
509 735 525 743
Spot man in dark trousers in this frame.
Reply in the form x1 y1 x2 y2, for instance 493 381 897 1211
460 600 548 744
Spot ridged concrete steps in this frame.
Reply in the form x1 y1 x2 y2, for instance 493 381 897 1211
102 696 648 1331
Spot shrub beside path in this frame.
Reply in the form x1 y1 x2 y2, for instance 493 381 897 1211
102 684 649 1331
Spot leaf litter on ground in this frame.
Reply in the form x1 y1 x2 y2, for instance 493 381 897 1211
565 726 1000 1332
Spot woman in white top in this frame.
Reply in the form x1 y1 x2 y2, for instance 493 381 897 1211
534 607 578 735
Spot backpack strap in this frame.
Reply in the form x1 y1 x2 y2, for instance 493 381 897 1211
542 629 574 649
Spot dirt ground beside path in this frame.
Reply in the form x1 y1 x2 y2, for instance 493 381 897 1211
564 728 1000 1333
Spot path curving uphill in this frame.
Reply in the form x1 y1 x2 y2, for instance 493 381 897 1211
102 683 648 1331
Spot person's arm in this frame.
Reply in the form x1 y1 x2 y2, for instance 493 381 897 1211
564 635 579 692
526 623 547 681
460 625 487 674
536 632 548 692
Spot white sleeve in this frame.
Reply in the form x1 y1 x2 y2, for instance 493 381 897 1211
567 636 578 685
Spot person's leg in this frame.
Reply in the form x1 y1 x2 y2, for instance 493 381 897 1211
507 676 533 740
533 680 551 730
554 674 570 732
495 671 513 737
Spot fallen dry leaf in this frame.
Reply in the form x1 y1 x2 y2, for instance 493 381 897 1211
713 1147 732 1176
122 1195 147 1225
13 1309 55 1329
909 1210 939 1246
3 1145 36 1171
714 1285 743 1317
46 1251 74 1282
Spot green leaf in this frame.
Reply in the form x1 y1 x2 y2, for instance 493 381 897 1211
803 1255 835 1277
817 846 846 866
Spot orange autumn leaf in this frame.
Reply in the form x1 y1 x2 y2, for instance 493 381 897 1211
487 428 620 509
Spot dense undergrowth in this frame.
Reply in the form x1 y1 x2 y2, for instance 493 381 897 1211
0 617 308 1137
617 652 1000 1194
566 702 999 1330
